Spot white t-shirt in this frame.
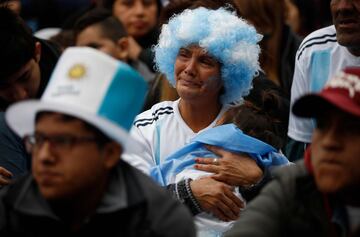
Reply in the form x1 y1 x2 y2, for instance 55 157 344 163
288 25 360 143
123 100 243 236
122 99 227 175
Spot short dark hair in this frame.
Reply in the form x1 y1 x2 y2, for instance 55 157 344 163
223 90 289 150
35 111 112 147
74 8 127 42
0 6 36 81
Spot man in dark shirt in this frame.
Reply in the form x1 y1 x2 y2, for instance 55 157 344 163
0 6 60 185
0 47 195 236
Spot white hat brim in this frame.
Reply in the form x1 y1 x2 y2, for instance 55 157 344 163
5 100 144 154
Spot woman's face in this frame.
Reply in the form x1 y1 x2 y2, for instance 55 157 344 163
174 45 222 102
112 0 158 38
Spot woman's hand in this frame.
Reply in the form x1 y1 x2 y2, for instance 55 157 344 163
194 145 263 186
190 176 244 221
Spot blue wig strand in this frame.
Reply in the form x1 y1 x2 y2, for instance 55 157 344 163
154 7 262 105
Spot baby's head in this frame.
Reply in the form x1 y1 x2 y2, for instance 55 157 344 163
218 90 288 150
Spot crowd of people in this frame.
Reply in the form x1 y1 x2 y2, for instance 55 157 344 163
0 0 359 236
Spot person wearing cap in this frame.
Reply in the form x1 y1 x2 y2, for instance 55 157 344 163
224 67 360 237
0 47 196 236
123 6 265 226
286 0 360 161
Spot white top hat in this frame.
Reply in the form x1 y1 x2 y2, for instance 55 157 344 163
6 47 148 153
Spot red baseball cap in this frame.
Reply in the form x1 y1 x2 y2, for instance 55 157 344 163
293 67 360 118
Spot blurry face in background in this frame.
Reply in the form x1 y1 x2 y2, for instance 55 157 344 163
112 0 158 38
311 106 360 195
331 0 360 55
76 24 129 62
32 114 108 200
0 42 41 107
0 0 21 15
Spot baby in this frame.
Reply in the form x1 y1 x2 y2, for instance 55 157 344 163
150 91 290 236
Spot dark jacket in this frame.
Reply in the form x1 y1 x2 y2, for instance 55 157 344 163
0 112 30 178
0 39 60 178
0 160 196 236
225 159 345 237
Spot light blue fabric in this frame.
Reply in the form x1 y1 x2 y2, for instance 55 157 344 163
150 124 289 186
310 49 331 92
309 49 331 131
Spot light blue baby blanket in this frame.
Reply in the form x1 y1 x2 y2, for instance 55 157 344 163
150 124 289 186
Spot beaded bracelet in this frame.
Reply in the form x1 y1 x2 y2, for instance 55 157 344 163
185 179 202 214
176 179 202 215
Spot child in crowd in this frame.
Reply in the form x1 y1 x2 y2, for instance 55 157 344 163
74 8 155 83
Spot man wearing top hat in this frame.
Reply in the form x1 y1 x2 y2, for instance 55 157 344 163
225 67 360 237
0 47 195 236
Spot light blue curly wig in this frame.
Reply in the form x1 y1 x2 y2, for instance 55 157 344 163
154 7 262 105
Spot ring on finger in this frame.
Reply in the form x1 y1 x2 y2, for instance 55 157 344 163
213 158 219 165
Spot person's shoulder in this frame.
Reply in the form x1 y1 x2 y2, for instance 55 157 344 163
0 112 7 131
37 38 61 61
0 175 30 202
122 159 176 199
296 25 337 61
273 160 308 179
122 160 194 214
122 160 168 195
270 160 313 193
122 161 195 235
0 112 22 144
133 100 176 129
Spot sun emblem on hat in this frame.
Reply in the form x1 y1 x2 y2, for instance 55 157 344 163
68 64 86 79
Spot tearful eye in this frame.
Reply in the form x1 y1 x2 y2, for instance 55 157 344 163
178 49 191 58
201 59 215 66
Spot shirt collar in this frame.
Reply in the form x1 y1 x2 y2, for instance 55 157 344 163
13 162 136 219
